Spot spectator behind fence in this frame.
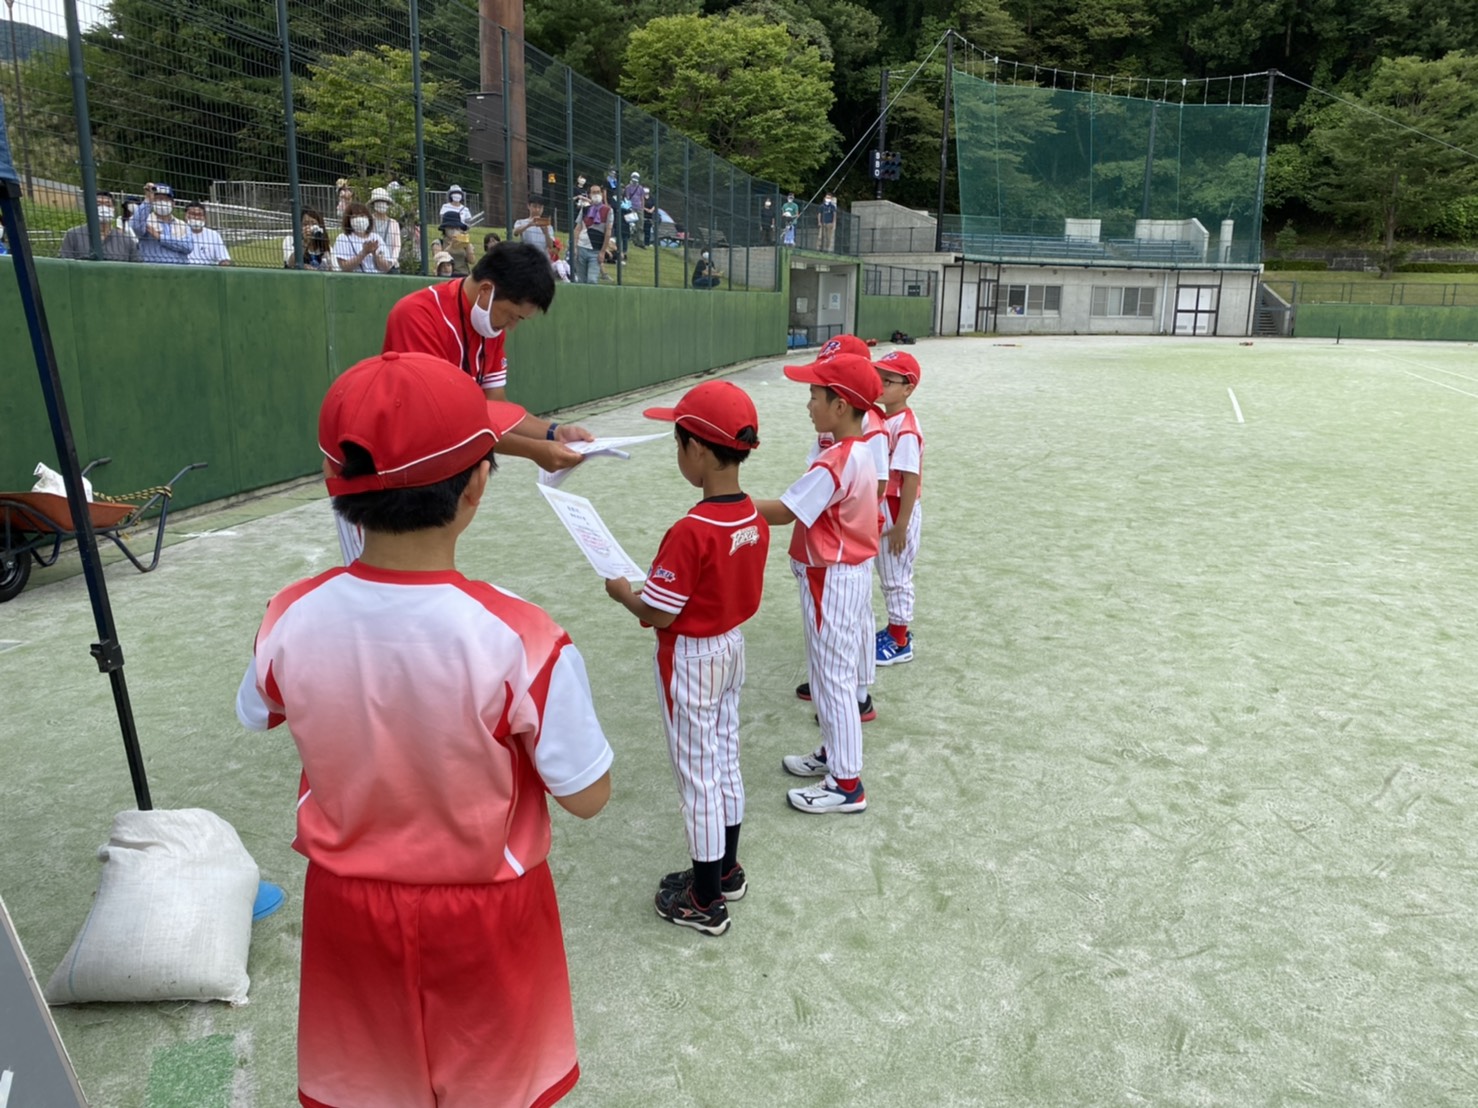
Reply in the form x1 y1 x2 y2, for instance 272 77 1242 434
284 208 332 271
549 236 572 283
369 188 402 274
335 179 355 220
692 250 722 290
60 190 140 262
759 197 775 245
574 184 613 284
622 172 644 256
434 216 477 276
433 250 455 277
513 196 552 257
117 196 141 240
817 192 838 252
439 184 474 230
642 188 656 248
780 192 798 246
333 202 394 274
483 232 502 252
185 202 232 266
131 183 193 264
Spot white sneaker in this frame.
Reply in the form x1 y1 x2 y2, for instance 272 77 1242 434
782 750 828 777
787 775 867 814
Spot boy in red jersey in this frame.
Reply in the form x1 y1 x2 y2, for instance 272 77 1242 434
237 350 613 1108
873 350 925 665
755 353 884 813
606 381 769 936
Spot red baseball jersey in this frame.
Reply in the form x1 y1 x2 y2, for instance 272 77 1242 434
237 563 613 885
781 437 880 566
382 278 509 391
819 409 888 479
884 406 924 519
640 494 769 639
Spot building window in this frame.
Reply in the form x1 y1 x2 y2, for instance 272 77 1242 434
1004 284 1061 316
1091 286 1157 318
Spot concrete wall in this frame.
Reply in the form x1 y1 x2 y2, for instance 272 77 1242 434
2 259 786 510
856 295 934 342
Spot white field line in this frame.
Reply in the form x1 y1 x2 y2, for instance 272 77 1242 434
1227 387 1245 423
0 1069 12 1108
1398 370 1478 400
1346 346 1478 393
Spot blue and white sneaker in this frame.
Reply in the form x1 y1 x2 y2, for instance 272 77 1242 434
876 633 914 666
787 774 867 814
875 628 893 648
782 748 829 777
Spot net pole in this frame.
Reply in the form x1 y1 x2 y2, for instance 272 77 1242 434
63 0 102 260
875 67 887 200
501 27 513 242
614 97 622 285
935 31 952 253
652 117 660 287
1250 70 1277 264
276 0 303 268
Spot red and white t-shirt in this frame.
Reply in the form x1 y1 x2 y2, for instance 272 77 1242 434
640 495 769 639
884 406 924 520
236 563 613 885
781 437 880 566
819 408 888 481
382 278 509 391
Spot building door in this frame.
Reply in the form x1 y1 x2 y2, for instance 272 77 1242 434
1174 284 1220 335
959 279 978 333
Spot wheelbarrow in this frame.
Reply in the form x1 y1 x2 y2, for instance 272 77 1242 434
0 458 207 603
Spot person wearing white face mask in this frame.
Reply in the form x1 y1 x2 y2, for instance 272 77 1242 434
692 248 722 289
368 186 403 272
60 189 140 262
184 201 232 266
332 201 394 274
130 182 194 264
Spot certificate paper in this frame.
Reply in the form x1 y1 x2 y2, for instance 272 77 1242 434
537 433 670 488
537 485 646 582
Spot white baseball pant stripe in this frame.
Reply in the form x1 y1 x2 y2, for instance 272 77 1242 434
792 558 872 780
655 630 746 863
878 501 922 625
334 509 364 565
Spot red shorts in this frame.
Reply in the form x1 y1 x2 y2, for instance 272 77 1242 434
297 861 579 1108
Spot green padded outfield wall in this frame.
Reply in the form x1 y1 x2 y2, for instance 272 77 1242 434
1293 303 1478 342
856 294 935 343
1 259 786 510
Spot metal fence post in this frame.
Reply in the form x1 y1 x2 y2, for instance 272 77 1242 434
683 142 690 287
63 0 101 259
745 175 751 291
651 118 660 288
275 0 302 268
501 27 514 241
411 0 430 273
614 99 622 285
564 68 575 239
936 31 953 253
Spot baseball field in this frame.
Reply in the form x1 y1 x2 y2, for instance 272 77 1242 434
4 334 1477 1106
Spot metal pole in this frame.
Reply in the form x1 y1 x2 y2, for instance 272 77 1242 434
412 0 430 272
744 174 751 290
62 0 101 258
727 164 734 290
564 67 575 239
1141 102 1158 219
683 142 690 286
652 118 660 288
875 67 888 200
275 0 303 268
1250 70 1277 267
5 0 33 198
936 32 952 253
501 27 514 241
613 99 622 284
0 181 151 810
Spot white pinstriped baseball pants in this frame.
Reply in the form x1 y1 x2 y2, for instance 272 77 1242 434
333 509 364 565
654 629 746 863
878 501 922 626
793 558 874 780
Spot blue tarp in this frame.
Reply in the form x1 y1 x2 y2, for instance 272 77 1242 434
0 94 17 185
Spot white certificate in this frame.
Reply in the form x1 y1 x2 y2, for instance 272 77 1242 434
537 433 669 488
537 485 646 582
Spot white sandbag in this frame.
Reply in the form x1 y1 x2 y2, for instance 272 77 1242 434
31 462 93 502
45 808 258 1006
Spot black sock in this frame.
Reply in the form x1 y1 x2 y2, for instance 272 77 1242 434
692 859 722 906
722 824 741 874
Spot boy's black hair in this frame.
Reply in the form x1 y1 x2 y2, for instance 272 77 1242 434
331 442 496 533
821 385 868 417
676 424 755 468
473 241 556 312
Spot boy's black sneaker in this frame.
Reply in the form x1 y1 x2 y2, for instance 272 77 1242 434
659 863 747 901
796 682 812 701
654 880 730 936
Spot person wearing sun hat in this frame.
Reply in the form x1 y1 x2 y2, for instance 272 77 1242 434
236 349 613 1108
605 380 769 936
754 352 884 814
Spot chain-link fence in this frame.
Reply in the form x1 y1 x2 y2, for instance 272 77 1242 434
863 264 936 299
3 1 857 284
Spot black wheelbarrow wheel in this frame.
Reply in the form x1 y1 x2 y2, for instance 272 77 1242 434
0 548 31 603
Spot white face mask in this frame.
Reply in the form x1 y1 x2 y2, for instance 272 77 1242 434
372 202 389 214
154 201 173 217
187 218 205 231
351 217 370 234
701 252 710 260
98 207 114 222
589 193 602 204
470 284 502 339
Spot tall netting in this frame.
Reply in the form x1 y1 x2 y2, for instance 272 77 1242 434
951 69 1271 267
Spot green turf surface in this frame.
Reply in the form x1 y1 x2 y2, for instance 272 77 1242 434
3 335 1478 1106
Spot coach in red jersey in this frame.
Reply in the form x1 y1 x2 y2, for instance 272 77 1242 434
383 241 592 471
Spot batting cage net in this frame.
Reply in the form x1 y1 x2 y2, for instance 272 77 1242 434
950 62 1272 268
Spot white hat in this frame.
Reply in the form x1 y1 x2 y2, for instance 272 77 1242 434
369 187 392 203
447 184 464 196
433 251 454 266
630 172 640 180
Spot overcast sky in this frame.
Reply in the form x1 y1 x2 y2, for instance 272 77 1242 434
7 1 108 34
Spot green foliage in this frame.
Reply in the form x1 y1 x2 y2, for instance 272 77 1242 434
297 47 457 181
1262 257 1327 271
1395 261 1478 273
1430 195 1478 242
1272 222 1298 256
620 13 840 182
525 0 703 91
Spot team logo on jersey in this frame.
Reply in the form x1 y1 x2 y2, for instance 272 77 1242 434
650 565 676 582
729 525 760 554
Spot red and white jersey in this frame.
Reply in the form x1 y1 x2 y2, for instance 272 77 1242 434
818 409 888 482
641 495 769 639
781 437 880 566
883 406 924 518
236 563 613 885
382 278 509 391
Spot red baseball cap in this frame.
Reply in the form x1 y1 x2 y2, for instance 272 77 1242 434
319 351 527 496
783 333 869 374
875 350 921 385
643 380 760 451
783 352 884 416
